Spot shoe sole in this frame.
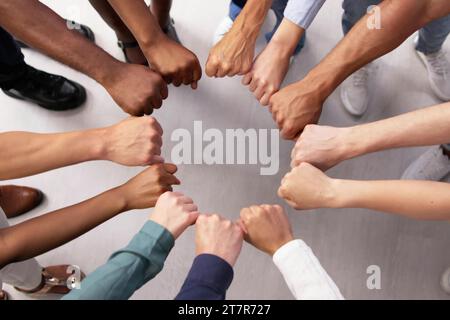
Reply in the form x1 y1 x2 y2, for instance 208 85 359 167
339 87 368 117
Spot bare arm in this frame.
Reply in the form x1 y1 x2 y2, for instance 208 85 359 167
270 0 450 139
291 102 450 170
206 0 273 77
279 163 450 221
0 0 167 116
0 116 164 180
107 0 202 88
0 164 180 269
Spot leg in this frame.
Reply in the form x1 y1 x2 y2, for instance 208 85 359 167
0 27 27 89
341 0 381 35
89 0 147 64
151 0 173 30
416 14 450 55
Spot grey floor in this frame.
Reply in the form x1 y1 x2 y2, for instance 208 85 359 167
2 0 450 300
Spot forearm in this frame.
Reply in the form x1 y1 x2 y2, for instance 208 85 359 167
0 0 120 86
273 240 344 300
341 102 450 161
107 0 164 50
234 0 272 38
270 18 304 58
303 0 450 99
0 187 127 268
0 129 106 180
63 220 174 300
333 179 450 220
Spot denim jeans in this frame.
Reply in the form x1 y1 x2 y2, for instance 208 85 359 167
0 27 27 89
230 0 306 54
342 0 450 54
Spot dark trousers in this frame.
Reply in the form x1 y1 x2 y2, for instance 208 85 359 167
0 27 26 89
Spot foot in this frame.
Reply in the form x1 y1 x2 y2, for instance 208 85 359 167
2 65 86 111
414 36 450 101
0 185 43 219
442 267 450 295
212 16 234 45
15 265 85 297
0 290 8 300
15 20 95 49
340 63 376 117
401 145 450 181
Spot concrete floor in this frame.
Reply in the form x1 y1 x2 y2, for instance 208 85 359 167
2 0 450 300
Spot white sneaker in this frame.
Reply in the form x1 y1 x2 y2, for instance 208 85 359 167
442 267 450 295
212 16 234 45
340 63 376 117
414 36 450 101
401 145 450 181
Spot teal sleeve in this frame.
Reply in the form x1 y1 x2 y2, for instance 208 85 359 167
63 220 174 300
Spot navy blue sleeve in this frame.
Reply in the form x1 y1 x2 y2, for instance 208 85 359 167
175 254 234 300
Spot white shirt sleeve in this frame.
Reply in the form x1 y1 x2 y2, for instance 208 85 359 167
273 239 344 300
284 0 326 29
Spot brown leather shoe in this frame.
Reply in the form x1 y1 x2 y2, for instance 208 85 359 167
0 185 43 219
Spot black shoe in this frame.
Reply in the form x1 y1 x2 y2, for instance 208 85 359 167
15 20 95 49
2 65 86 111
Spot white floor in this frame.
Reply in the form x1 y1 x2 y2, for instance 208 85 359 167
2 0 450 300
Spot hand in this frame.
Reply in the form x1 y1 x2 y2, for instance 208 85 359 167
269 79 324 140
195 214 244 267
145 36 202 89
103 116 164 166
240 205 293 256
119 163 180 210
242 41 292 106
105 63 168 116
278 162 337 210
205 25 258 78
291 125 352 171
150 192 199 239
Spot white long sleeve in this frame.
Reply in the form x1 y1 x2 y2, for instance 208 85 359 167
284 0 326 29
273 239 344 300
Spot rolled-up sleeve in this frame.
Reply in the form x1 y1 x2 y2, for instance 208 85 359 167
284 0 326 29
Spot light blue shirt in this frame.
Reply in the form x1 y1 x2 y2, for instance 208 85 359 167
285 0 326 29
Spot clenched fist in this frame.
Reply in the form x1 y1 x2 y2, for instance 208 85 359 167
240 205 293 256
105 63 168 116
118 163 180 210
150 192 199 239
278 163 337 210
145 36 202 88
103 116 164 166
269 79 324 140
206 26 258 78
195 214 244 267
291 125 352 171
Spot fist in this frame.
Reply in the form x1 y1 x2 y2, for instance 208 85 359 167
150 192 199 239
291 125 351 171
104 116 164 166
107 63 168 116
195 214 244 267
269 80 323 140
240 205 293 256
119 163 180 210
278 163 337 210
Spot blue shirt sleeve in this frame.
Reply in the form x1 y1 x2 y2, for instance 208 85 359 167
284 0 326 29
63 220 174 300
175 254 234 300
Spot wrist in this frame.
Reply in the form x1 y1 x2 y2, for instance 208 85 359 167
93 58 124 89
329 179 356 209
269 236 295 256
85 128 108 161
105 186 129 213
337 126 368 162
269 19 304 58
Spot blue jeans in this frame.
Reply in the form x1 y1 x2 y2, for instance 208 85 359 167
230 0 306 55
0 27 26 89
342 0 450 54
